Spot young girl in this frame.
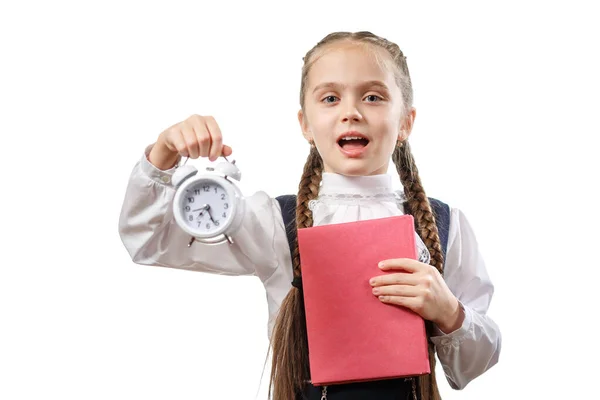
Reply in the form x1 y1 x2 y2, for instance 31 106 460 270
118 31 501 400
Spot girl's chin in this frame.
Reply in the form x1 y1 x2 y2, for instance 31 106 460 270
323 160 388 177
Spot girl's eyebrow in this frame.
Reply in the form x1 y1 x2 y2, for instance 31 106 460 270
312 80 390 94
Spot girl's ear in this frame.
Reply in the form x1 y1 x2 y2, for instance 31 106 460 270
398 107 417 141
298 109 314 142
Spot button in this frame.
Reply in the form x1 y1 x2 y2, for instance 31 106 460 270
160 175 170 183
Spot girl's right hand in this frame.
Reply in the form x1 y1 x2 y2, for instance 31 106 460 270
149 114 233 170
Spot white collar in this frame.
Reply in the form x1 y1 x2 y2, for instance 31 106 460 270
319 172 395 196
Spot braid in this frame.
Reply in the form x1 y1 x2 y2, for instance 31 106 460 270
393 141 443 400
292 145 323 271
269 146 323 400
392 142 444 274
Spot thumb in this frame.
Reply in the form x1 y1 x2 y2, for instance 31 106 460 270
222 145 233 157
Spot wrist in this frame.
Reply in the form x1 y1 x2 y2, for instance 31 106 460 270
436 298 465 334
148 135 180 170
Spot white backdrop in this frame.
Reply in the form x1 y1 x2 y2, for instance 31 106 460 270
1 1 598 399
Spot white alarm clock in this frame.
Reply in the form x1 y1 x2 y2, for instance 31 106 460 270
171 157 245 246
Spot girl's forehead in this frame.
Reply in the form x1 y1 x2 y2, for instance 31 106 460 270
307 43 396 87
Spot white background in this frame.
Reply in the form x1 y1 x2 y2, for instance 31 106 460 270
1 0 598 399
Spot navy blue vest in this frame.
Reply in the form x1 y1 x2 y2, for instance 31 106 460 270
275 194 450 400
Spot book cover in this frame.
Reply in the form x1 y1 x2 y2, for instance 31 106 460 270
297 215 430 386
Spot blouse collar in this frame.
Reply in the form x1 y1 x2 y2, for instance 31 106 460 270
319 172 395 196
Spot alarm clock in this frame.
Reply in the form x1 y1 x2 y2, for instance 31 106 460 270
171 157 245 246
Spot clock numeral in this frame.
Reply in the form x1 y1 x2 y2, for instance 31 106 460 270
222 212 227 218
224 203 229 209
221 193 226 200
188 215 193 221
187 197 194 203
203 185 210 192
206 223 211 229
214 187 218 194
185 206 190 212
194 189 201 195
214 220 220 226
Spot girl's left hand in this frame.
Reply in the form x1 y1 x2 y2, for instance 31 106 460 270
370 258 465 334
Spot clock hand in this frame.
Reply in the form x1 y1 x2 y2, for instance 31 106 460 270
205 205 217 224
192 204 210 219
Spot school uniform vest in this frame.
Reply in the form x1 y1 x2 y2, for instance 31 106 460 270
275 194 451 400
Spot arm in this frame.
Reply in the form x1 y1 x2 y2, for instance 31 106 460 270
429 208 502 390
118 144 280 280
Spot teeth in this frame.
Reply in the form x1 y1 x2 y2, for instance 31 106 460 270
341 136 362 141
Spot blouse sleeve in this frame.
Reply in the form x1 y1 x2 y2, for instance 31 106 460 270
117 144 282 282
429 207 502 390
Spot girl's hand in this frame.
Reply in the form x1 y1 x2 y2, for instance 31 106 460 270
149 114 233 169
369 258 465 334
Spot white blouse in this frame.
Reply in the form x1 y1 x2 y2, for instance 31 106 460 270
118 144 502 391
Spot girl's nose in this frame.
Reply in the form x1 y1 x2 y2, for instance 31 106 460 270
341 102 363 123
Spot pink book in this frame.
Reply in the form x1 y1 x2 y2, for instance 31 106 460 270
297 215 430 386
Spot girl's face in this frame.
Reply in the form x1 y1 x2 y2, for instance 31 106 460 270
298 43 414 176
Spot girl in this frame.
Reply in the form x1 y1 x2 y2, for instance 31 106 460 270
118 31 501 400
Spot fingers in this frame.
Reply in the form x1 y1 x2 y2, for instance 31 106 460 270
378 258 423 272
370 272 419 287
161 114 232 160
222 144 233 157
378 295 424 312
204 116 223 161
189 115 231 160
372 284 420 297
181 122 199 159
167 129 189 158
184 115 206 158
371 277 437 320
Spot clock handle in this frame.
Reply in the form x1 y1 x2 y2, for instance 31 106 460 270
180 153 231 167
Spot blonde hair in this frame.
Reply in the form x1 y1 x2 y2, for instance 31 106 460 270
269 31 444 400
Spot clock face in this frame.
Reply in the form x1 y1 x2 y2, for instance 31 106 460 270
180 179 232 235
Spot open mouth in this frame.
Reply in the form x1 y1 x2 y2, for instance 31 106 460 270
337 136 370 151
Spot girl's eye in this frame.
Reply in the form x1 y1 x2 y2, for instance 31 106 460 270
322 95 338 103
365 95 382 102
321 94 383 104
